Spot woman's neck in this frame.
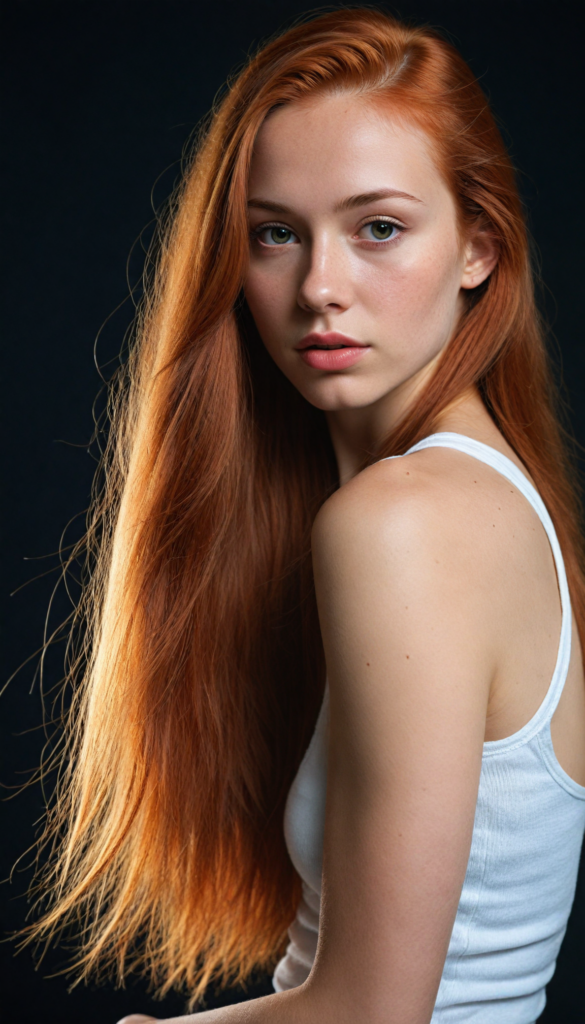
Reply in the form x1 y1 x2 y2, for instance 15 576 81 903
327 385 508 486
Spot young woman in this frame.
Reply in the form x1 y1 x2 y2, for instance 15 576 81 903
25 9 585 1024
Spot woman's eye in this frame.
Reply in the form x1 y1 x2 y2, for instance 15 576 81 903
256 225 298 246
360 220 400 242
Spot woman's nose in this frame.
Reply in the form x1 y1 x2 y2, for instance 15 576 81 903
297 238 352 314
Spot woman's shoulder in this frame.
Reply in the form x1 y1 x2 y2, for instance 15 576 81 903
312 443 522 572
311 443 542 710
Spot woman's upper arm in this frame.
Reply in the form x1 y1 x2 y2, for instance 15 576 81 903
306 462 494 1024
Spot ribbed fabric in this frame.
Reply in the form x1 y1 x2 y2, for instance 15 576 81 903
272 434 585 1022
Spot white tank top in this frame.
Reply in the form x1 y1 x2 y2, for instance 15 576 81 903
272 433 585 1023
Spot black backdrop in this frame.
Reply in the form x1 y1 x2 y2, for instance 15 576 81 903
2 2 584 1022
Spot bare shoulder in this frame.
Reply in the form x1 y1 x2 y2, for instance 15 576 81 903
312 445 519 574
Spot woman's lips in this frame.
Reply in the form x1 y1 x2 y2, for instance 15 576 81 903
299 346 369 370
296 332 370 371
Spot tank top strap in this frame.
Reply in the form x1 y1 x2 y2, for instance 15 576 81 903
378 432 572 735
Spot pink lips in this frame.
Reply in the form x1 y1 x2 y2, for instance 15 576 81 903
296 332 370 371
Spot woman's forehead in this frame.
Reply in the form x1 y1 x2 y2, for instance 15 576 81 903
248 93 448 212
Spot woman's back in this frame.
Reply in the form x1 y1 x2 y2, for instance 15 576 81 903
274 433 585 1020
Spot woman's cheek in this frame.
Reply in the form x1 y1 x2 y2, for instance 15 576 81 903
372 246 461 337
245 269 288 334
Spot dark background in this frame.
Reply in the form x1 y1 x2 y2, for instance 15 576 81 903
2 1 584 1021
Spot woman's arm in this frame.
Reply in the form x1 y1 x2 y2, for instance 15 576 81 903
120 451 498 1024
304 453 494 1022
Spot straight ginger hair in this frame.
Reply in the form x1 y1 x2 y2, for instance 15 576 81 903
24 6 585 1011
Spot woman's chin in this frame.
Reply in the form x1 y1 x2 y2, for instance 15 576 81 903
299 378 394 414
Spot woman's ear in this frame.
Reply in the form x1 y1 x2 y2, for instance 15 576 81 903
460 226 499 290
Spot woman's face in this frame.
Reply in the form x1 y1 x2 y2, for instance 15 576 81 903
244 92 492 420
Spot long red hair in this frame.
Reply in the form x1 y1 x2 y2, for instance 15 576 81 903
24 7 585 1009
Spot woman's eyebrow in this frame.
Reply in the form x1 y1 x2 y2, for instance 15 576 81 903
247 188 423 216
335 188 423 210
247 198 292 214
